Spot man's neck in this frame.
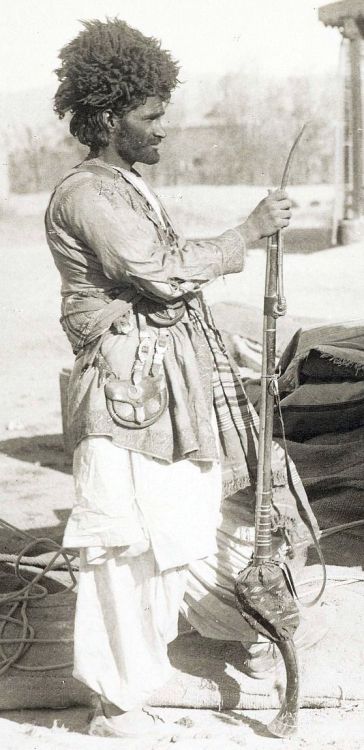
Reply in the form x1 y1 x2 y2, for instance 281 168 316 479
92 145 133 172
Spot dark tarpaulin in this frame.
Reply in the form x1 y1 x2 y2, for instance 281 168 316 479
260 321 364 569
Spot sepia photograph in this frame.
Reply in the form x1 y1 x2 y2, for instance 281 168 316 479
0 1 364 747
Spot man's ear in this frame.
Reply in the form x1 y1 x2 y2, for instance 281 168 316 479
102 110 115 130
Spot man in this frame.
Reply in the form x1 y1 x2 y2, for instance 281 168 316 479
45 18 319 739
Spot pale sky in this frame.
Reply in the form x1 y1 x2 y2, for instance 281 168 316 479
2 0 340 94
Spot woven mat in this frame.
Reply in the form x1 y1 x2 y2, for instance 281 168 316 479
1 566 363 711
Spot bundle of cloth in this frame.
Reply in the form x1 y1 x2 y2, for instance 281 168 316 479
275 319 364 441
245 319 364 564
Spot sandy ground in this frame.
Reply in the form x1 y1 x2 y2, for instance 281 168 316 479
1 184 364 748
1 707 364 749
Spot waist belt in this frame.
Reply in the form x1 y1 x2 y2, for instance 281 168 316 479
81 293 139 369
80 293 187 371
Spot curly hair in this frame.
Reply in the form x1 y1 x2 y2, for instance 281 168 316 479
54 18 180 150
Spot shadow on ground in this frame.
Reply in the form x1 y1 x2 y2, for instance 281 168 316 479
0 509 70 553
0 707 90 734
0 434 72 474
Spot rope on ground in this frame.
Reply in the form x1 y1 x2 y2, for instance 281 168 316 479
0 516 76 675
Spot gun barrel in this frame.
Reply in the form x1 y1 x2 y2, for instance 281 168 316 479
254 234 278 563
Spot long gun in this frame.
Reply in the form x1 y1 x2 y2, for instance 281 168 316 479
235 126 307 738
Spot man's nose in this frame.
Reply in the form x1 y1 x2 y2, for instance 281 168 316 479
153 120 166 139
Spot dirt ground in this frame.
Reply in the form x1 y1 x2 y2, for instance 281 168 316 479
1 185 364 748
1 706 364 749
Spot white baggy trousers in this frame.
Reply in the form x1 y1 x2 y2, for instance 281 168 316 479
68 430 263 711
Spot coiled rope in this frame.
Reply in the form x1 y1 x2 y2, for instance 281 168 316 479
0 516 77 675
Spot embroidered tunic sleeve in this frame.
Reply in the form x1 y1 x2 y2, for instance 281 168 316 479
56 173 246 301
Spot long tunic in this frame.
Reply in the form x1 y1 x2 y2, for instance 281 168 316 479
45 159 246 461
45 158 319 563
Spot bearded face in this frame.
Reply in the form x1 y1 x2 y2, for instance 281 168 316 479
111 96 167 167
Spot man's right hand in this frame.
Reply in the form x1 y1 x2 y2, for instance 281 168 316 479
239 189 292 247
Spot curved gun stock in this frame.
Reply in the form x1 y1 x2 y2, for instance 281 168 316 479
267 638 299 738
